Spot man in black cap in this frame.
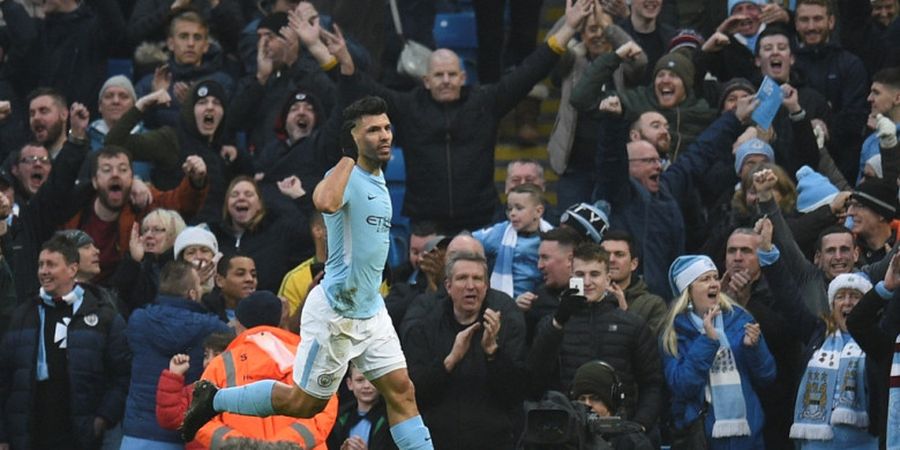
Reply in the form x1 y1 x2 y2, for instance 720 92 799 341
848 179 899 264
227 9 338 155
106 79 244 224
252 88 342 215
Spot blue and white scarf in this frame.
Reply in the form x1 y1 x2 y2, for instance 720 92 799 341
490 219 553 297
36 285 84 381
689 311 751 437
888 334 900 450
790 331 869 442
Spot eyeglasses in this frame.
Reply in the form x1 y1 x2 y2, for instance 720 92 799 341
141 226 167 235
628 157 662 166
19 156 50 165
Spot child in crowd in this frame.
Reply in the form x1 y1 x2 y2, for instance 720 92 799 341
328 365 398 450
474 183 553 298
155 332 235 443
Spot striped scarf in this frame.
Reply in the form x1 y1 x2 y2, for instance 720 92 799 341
790 331 870 442
490 219 553 297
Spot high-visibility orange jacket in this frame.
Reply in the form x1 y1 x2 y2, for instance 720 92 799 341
196 326 338 449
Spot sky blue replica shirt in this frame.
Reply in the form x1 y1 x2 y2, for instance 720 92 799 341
322 166 391 318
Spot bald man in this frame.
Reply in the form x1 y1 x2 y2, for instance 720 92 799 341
335 0 595 233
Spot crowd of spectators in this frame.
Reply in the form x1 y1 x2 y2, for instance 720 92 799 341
1 0 900 449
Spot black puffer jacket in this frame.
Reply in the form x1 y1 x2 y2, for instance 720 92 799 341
528 295 664 430
342 43 563 230
0 284 131 449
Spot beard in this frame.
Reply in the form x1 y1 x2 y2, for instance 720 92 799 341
41 120 65 147
97 186 131 211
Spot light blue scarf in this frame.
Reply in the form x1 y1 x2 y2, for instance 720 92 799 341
489 219 552 297
689 311 750 437
791 331 870 444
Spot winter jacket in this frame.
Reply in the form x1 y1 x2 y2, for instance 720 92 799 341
1 140 88 300
209 201 313 292
327 399 397 450
0 0 126 113
846 286 900 442
63 175 208 283
342 42 565 230
528 295 664 430
593 113 743 299
623 278 668 336
123 295 229 442
570 52 717 160
134 49 236 130
662 307 775 450
793 40 869 157
227 57 337 155
405 291 527 450
196 326 337 449
155 370 204 450
0 284 131 450
766 254 889 441
105 98 254 226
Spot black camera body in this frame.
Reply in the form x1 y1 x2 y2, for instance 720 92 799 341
521 391 643 450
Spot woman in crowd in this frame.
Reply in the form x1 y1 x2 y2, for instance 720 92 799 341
661 254 775 449
209 175 313 291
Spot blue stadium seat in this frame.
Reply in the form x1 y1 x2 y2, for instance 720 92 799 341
386 148 410 269
433 11 478 49
107 58 134 79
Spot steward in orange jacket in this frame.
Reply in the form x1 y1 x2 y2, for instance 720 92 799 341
196 325 338 449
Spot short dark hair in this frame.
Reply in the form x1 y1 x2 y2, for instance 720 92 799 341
159 260 197 297
572 242 610 266
13 142 50 163
601 229 637 260
816 225 854 251
216 253 253 277
342 96 388 128
90 146 133 177
42 234 80 265
540 226 584 248
796 0 834 15
755 24 792 55
873 67 900 91
27 87 67 110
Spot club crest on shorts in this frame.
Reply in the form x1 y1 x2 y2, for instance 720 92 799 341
317 374 335 388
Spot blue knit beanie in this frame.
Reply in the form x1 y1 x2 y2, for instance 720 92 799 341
668 255 718 297
734 138 774 175
728 0 765 15
796 165 839 213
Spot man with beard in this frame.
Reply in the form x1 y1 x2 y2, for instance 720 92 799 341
27 88 72 160
62 146 209 284
793 0 869 181
628 111 671 163
107 79 253 225
0 102 90 301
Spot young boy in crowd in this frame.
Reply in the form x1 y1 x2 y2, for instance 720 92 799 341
328 365 398 450
155 332 235 442
474 183 553 298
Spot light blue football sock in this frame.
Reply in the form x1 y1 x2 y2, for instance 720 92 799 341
212 380 276 417
390 415 433 450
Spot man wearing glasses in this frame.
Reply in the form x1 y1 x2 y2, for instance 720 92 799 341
592 96 758 300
